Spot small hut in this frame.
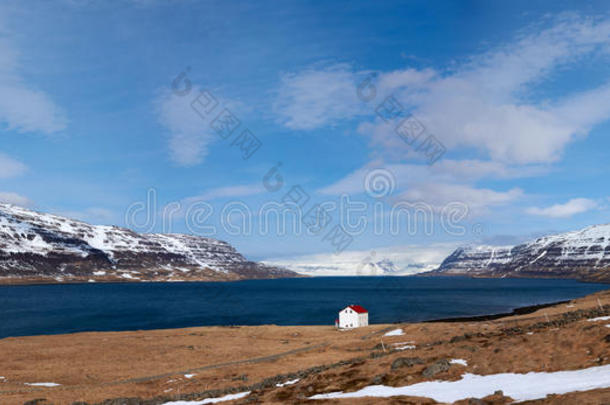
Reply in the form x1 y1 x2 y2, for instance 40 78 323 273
337 305 369 329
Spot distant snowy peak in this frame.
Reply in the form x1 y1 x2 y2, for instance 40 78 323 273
429 224 610 282
525 223 610 252
264 245 452 277
360 258 435 275
0 203 295 282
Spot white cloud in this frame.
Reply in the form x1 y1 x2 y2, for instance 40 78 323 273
397 183 522 214
271 66 435 131
274 15 610 165
264 243 458 276
433 159 549 180
0 35 67 134
318 161 525 215
272 64 366 130
526 198 598 218
376 68 436 94
318 160 542 196
194 184 265 201
156 86 222 166
0 153 27 178
372 15 610 164
318 163 401 196
399 183 521 208
0 191 32 207
282 15 610 219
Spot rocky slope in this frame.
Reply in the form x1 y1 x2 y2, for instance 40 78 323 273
426 224 610 282
0 203 296 283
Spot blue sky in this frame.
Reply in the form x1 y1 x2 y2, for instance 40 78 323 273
1 0 610 265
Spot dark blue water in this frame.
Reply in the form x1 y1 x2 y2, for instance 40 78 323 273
0 277 607 338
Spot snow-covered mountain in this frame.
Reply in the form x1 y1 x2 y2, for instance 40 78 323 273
0 203 296 283
427 224 610 282
264 243 457 276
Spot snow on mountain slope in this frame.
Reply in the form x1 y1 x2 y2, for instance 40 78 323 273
0 203 295 283
264 243 458 276
428 224 610 282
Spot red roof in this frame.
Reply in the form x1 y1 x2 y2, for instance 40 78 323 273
348 305 368 314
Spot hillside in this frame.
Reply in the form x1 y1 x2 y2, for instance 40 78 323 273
425 224 610 282
0 203 297 284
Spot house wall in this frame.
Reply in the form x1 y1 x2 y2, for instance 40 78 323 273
358 312 369 326
339 308 360 328
339 307 368 328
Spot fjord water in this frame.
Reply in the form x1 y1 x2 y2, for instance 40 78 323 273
0 277 607 338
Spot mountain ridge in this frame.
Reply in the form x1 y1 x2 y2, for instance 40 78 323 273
0 203 297 284
423 223 610 283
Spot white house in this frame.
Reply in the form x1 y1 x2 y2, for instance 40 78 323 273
337 305 369 329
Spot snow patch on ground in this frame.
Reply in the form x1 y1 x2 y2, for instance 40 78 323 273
384 328 404 336
588 315 610 322
276 378 300 387
395 345 416 351
391 342 416 350
450 359 468 366
309 365 610 403
24 382 61 387
162 391 250 404
184 374 196 379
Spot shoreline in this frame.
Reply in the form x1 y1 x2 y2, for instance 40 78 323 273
423 299 570 323
0 275 307 287
1 273 608 287
417 272 610 284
